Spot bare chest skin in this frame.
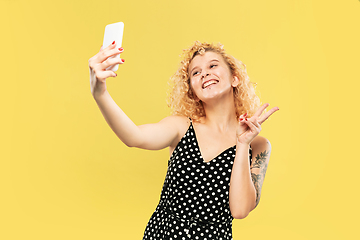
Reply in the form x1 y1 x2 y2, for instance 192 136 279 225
193 122 237 163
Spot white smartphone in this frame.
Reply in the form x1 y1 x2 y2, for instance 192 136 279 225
102 22 124 72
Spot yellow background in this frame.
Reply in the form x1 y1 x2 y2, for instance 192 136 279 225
1 0 359 239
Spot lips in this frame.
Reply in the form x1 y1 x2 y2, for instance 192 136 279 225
202 79 219 89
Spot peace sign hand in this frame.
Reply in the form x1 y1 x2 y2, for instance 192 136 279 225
236 103 279 145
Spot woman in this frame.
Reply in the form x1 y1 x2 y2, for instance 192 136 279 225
88 41 279 239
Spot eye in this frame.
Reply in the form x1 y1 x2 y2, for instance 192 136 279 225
210 64 217 68
193 71 200 76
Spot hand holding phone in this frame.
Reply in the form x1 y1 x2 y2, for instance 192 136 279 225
102 22 124 71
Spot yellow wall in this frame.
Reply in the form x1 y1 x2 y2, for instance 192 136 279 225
1 0 359 239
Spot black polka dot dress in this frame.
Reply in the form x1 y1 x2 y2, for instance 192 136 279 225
143 121 252 240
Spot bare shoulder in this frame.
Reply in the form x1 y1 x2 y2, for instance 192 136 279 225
160 115 190 130
251 135 271 152
161 115 190 148
250 136 272 166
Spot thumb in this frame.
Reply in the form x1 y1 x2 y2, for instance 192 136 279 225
238 119 247 126
238 114 248 125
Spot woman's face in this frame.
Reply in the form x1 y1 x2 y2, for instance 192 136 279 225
188 51 238 102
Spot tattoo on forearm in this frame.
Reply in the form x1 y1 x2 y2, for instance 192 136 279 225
251 173 262 207
250 149 269 207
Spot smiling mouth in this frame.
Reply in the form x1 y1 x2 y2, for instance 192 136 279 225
202 80 218 89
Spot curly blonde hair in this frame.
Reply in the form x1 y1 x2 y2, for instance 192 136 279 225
167 41 261 122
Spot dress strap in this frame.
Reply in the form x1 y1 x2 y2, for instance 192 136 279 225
249 144 253 164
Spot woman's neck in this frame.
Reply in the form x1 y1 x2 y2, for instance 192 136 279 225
201 96 238 132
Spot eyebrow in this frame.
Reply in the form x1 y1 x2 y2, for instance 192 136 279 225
190 59 220 75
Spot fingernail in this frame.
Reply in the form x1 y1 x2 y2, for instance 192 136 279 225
239 118 243 121
121 59 125 62
112 41 116 45
244 113 248 117
115 73 117 77
245 118 248 121
119 47 123 51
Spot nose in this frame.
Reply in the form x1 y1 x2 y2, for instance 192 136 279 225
201 72 210 79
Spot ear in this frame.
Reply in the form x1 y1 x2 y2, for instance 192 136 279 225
232 76 240 87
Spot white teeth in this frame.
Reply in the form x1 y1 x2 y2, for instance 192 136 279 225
202 80 218 89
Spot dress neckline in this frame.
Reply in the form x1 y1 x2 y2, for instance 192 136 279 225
190 122 236 163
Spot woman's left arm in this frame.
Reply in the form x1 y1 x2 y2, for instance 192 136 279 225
229 103 278 219
250 136 271 209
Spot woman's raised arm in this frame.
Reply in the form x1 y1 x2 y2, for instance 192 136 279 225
88 43 183 150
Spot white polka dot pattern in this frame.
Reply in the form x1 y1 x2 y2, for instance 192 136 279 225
143 122 252 240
